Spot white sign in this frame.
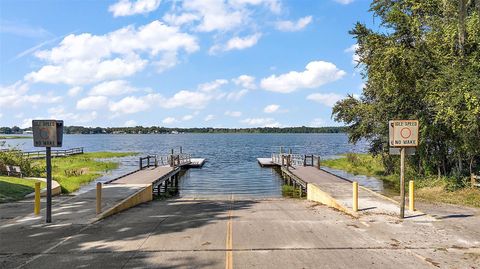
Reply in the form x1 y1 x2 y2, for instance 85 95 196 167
33 120 63 147
389 120 418 147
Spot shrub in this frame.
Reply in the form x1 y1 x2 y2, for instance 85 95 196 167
0 149 42 177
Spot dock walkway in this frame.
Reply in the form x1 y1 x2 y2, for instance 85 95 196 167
260 153 431 219
7 152 205 226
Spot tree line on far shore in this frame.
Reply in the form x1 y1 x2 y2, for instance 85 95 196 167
0 126 347 135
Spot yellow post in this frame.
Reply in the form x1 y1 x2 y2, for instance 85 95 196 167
353 182 358 212
34 182 41 215
96 182 102 214
409 180 415 211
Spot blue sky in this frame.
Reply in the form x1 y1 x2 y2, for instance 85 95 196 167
0 0 374 128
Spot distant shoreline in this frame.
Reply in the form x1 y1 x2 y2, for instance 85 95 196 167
1 126 347 135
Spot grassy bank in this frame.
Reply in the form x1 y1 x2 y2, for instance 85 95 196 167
0 176 46 203
34 152 136 193
282 185 305 199
322 154 480 208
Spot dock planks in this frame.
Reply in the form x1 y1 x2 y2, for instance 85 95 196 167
110 166 177 185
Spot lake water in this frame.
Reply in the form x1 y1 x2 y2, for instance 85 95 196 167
3 133 380 198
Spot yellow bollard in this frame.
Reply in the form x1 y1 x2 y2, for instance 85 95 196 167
409 180 415 211
34 182 41 215
353 182 358 212
96 182 102 214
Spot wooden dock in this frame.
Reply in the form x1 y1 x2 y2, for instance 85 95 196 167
258 151 424 218
257 158 276 167
107 152 205 195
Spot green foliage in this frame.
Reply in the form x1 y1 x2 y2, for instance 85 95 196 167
322 154 399 189
0 176 46 203
0 149 42 177
34 152 135 193
333 0 480 179
282 185 304 198
323 153 480 207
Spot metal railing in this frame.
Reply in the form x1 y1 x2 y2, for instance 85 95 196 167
13 147 84 159
139 153 192 170
271 152 321 169
168 153 191 167
139 155 159 170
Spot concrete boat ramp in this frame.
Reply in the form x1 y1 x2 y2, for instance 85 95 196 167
3 151 480 268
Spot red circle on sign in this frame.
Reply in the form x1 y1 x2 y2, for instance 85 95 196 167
400 127 411 139
40 128 50 139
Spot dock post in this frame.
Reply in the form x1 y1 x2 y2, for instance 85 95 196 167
409 180 415 211
34 182 41 215
353 182 358 212
180 146 183 153
316 156 321 169
280 146 283 154
289 148 292 154
139 157 142 170
303 155 306 166
96 182 102 214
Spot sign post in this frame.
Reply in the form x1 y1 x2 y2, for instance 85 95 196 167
32 120 63 223
389 120 418 219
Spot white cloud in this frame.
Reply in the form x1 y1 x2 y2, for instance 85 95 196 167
27 20 199 85
68 86 83 97
345 44 359 64
109 96 149 114
204 114 215 121
181 0 245 32
163 13 200 26
20 118 33 129
225 110 242 117
109 0 161 17
76 96 109 110
260 61 346 93
335 0 355 4
0 81 62 108
199 79 228 92
162 90 211 109
124 120 137 127
210 33 261 54
162 117 177 124
229 0 281 13
107 89 211 116
232 75 256 89
306 93 344 107
275 16 312 32
26 55 147 85
48 106 98 124
89 80 136 96
226 89 248 101
241 117 280 127
263 104 279 113
182 114 194 121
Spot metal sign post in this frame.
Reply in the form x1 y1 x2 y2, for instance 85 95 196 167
389 120 419 219
32 120 63 223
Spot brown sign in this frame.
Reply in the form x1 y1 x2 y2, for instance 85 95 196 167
389 120 418 147
32 120 63 147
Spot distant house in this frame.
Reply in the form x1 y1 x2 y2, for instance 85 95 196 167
171 131 179 134
23 130 33 134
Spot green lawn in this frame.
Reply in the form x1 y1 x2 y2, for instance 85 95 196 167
322 154 398 189
321 153 480 208
0 176 46 203
35 151 137 193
